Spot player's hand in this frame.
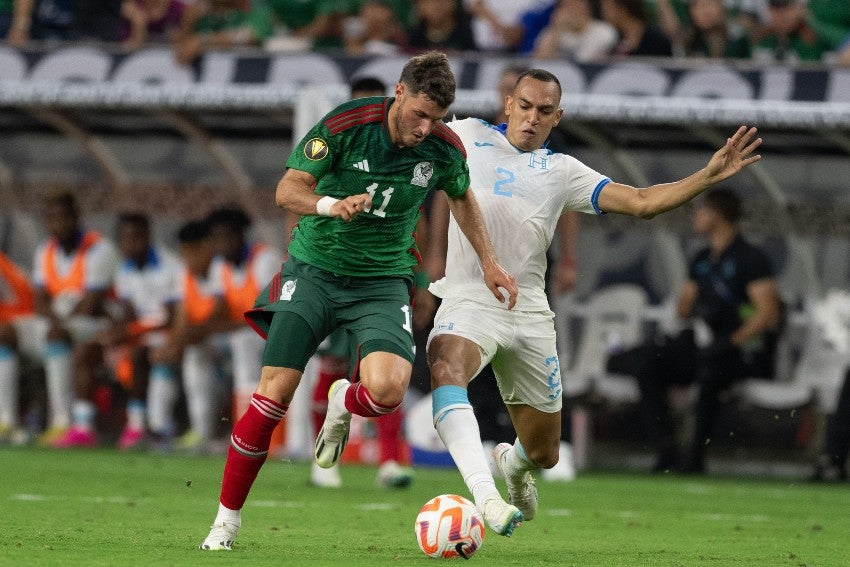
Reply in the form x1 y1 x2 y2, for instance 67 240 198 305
483 260 518 310
703 126 762 184
331 193 373 222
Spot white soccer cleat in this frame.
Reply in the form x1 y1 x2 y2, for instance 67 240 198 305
314 379 352 469
494 442 539 521
200 522 239 550
480 496 523 537
311 460 342 488
376 459 413 488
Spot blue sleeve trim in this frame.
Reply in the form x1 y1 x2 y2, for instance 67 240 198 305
591 178 612 215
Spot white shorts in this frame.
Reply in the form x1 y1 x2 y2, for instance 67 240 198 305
12 314 111 360
427 297 562 413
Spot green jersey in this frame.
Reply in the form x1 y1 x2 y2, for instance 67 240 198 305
286 96 469 278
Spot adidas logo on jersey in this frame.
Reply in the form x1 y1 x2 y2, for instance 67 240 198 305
352 160 370 172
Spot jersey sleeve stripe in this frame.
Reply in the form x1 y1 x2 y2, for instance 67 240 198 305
324 104 385 134
431 123 466 158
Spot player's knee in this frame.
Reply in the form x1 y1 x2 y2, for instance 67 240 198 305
360 373 406 407
428 357 466 389
526 444 560 470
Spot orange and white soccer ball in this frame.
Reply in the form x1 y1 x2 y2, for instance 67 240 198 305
414 494 485 559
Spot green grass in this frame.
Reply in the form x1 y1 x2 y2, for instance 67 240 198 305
1 447 848 566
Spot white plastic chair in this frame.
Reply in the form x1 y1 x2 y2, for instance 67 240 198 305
561 284 650 404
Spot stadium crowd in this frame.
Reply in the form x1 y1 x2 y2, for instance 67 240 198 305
1 0 850 64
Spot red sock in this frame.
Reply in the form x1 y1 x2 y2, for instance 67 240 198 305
312 367 343 440
376 409 404 463
219 394 287 510
344 382 398 418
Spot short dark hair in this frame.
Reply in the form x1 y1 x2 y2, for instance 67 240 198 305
177 219 210 244
117 212 149 232
44 190 78 215
515 69 563 100
350 76 386 97
205 206 251 232
702 188 742 223
398 51 456 109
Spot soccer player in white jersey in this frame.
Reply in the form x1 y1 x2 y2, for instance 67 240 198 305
101 213 182 449
427 68 763 533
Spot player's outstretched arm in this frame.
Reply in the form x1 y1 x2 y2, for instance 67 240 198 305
597 125 762 220
446 189 518 309
275 168 372 222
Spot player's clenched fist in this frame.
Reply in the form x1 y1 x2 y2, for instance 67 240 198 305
315 193 373 221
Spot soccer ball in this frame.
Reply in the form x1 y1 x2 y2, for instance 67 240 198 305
414 494 485 559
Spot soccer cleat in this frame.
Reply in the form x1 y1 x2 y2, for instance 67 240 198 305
52 427 97 449
494 443 538 521
314 379 352 469
376 459 413 489
117 427 146 451
480 496 523 537
311 460 342 488
175 429 204 453
36 426 68 448
200 522 239 550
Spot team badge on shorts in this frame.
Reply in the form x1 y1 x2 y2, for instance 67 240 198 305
304 138 329 161
411 161 433 187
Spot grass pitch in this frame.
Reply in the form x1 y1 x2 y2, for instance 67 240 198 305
2 447 847 566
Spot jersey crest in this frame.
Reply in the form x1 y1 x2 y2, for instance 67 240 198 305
411 162 433 187
304 138 329 161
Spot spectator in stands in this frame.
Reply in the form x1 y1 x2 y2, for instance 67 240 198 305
174 0 271 65
264 0 356 52
407 0 477 53
838 35 850 64
84 213 182 450
343 0 407 56
0 250 35 444
532 0 618 62
601 0 674 57
812 367 850 482
512 1 558 54
807 0 850 56
118 0 187 50
610 188 783 474
751 0 832 62
680 0 752 59
150 218 230 452
1 0 35 46
464 0 540 53
27 192 120 448
205 206 282 421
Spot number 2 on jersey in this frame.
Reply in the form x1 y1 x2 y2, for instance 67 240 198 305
493 167 515 197
364 182 394 217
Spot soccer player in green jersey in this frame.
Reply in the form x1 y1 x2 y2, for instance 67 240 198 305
200 51 518 551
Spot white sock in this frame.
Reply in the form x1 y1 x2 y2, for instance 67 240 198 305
126 399 145 431
215 502 241 526
182 346 216 439
45 342 73 428
72 399 96 432
0 346 20 427
432 385 499 508
503 438 535 479
147 364 178 435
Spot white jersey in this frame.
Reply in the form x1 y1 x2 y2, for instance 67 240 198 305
32 233 120 319
207 244 282 296
430 118 608 311
114 245 182 328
